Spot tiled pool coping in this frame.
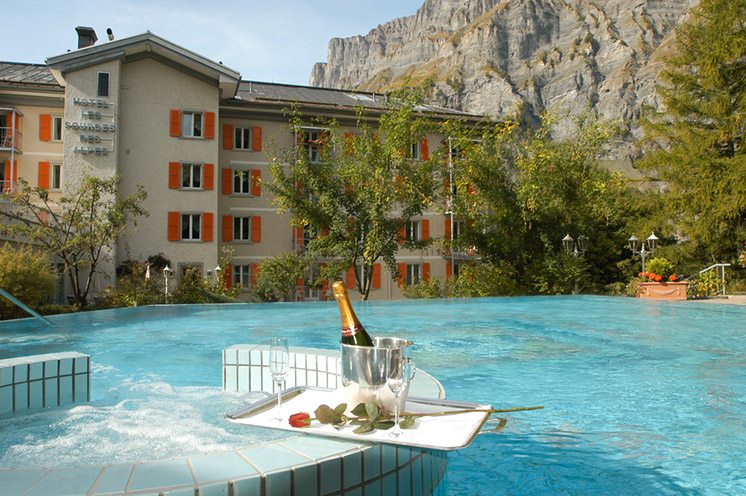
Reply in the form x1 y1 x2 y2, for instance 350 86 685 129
1 346 448 496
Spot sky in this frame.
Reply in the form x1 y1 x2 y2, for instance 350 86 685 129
2 0 423 86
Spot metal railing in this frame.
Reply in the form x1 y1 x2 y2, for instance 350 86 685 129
686 263 731 297
0 126 22 150
0 288 53 325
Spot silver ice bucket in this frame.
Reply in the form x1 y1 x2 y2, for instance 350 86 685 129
339 337 412 414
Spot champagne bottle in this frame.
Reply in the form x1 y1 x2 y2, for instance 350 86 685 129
332 281 374 346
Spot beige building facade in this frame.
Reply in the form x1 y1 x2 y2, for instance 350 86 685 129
1 30 479 302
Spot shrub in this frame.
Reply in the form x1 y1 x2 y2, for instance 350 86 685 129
254 252 308 302
645 257 675 279
0 243 58 319
401 278 445 299
449 262 519 298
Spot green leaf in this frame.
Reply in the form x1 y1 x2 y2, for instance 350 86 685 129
400 416 416 429
364 402 380 421
373 420 395 430
314 404 337 425
350 403 368 417
334 403 348 416
353 423 375 434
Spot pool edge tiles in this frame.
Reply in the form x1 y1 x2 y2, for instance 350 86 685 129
0 347 447 495
0 352 90 416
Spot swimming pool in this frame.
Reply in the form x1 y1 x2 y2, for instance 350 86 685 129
0 296 744 494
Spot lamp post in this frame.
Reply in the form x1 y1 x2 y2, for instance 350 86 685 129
628 232 658 273
214 265 222 287
163 265 172 298
562 234 589 294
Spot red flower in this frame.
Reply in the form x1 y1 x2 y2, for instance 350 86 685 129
638 272 643 277
655 274 663 282
669 274 677 282
289 412 311 428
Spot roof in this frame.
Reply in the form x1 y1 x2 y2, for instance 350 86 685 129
46 32 241 97
0 62 60 87
233 80 481 119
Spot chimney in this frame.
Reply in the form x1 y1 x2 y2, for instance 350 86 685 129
75 26 98 49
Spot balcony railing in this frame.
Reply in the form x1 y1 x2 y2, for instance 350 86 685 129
0 126 23 151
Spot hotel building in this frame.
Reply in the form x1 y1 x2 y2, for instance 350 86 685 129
0 29 481 302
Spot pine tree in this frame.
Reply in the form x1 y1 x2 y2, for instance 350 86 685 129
641 0 746 261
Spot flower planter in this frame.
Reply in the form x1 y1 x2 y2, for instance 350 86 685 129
638 281 688 301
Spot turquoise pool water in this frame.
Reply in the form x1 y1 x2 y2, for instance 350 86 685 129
0 297 744 494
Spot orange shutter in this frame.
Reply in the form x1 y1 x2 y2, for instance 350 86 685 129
420 138 429 160
39 114 52 141
372 263 381 289
251 169 261 196
167 212 180 241
251 263 259 286
444 218 451 240
222 215 233 242
11 161 16 185
203 163 214 190
168 162 180 189
223 124 234 150
294 226 304 251
446 261 453 280
3 160 10 192
204 112 215 139
169 109 181 137
223 264 233 289
467 183 475 195
422 263 430 281
320 226 330 237
344 132 354 155
252 127 262 151
421 219 430 240
222 168 232 195
398 225 406 244
397 263 406 288
202 212 214 242
251 216 261 243
346 267 356 289
38 161 50 190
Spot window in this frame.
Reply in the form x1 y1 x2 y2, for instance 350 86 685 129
97 72 110 97
452 220 465 241
233 170 251 194
233 216 252 241
234 127 252 150
233 265 252 288
406 221 421 242
52 116 63 141
299 128 328 163
181 214 201 240
182 111 203 138
406 264 421 286
51 163 62 190
181 163 202 189
409 142 421 160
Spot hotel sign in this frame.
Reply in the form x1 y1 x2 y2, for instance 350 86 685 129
66 98 116 155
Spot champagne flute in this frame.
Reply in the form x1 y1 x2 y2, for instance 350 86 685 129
269 337 289 422
386 354 415 438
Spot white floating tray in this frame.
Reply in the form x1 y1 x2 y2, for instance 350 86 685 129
226 387 495 451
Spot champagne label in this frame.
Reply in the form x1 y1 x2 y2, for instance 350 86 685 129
341 326 359 337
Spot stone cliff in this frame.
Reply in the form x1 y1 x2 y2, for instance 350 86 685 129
310 0 699 168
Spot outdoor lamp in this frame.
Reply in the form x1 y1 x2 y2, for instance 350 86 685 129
562 234 574 255
646 232 659 252
628 235 639 253
214 265 222 283
576 235 589 255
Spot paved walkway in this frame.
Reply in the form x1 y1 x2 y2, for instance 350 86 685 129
696 295 746 305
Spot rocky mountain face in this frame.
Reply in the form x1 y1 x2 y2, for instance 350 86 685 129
310 0 699 170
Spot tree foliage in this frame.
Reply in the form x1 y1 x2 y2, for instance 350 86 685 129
254 252 309 302
447 112 635 293
269 91 439 299
0 174 148 308
640 0 746 261
0 243 58 319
